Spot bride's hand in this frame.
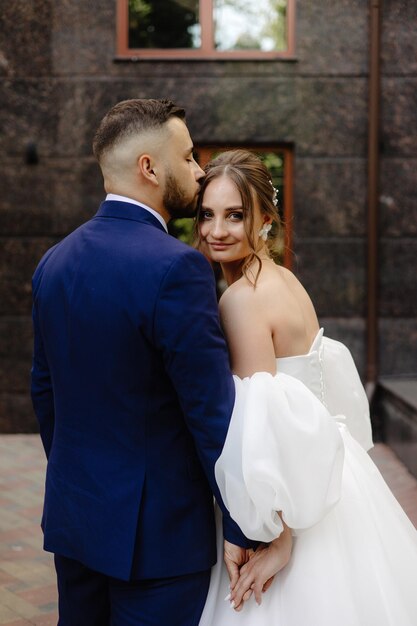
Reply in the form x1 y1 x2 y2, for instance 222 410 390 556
230 521 293 610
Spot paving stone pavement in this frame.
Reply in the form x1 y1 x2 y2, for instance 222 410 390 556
0 434 416 625
0 436 56 626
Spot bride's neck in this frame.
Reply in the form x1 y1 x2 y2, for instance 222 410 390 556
220 261 243 286
221 253 272 287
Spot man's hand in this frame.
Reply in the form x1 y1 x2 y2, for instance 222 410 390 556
223 540 250 593
230 521 293 610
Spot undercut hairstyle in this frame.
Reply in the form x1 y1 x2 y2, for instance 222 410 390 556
92 98 186 163
195 149 282 287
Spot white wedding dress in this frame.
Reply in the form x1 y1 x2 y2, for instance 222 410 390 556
199 329 417 626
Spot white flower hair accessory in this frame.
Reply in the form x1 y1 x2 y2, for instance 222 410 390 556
258 223 272 241
270 180 279 207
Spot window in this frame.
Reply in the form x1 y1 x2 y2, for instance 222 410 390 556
170 146 293 270
117 1 296 60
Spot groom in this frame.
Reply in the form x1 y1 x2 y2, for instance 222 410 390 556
31 99 253 625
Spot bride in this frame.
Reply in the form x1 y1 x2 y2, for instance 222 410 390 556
195 149 417 625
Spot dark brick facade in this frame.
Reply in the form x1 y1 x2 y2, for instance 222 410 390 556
0 0 416 431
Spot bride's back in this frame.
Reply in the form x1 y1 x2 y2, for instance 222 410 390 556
267 263 319 358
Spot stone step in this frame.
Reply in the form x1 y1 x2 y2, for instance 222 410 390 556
374 377 417 479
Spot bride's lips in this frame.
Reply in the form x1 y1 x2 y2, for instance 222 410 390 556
208 242 232 250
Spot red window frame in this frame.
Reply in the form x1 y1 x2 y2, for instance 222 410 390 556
196 146 294 270
116 0 296 60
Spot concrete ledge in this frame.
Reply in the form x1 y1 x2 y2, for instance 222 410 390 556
375 377 417 479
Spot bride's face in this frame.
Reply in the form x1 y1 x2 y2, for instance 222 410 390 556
199 175 265 265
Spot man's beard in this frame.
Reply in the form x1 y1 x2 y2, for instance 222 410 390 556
163 171 199 220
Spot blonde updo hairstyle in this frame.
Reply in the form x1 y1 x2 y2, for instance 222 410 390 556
196 149 282 286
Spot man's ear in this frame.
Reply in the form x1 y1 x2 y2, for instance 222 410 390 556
138 154 159 186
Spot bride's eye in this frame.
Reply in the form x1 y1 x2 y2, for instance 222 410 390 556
229 211 244 221
200 210 213 220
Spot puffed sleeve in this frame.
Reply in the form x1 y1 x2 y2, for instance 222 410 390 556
215 372 345 542
321 337 373 452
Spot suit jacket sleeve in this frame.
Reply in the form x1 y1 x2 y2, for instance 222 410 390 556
154 247 253 547
30 252 56 458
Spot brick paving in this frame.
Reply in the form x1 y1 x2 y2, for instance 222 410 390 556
0 435 416 625
0 436 56 625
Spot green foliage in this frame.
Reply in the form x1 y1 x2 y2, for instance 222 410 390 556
215 0 287 51
129 1 288 52
128 0 199 49
129 0 151 17
168 217 195 244
261 0 287 50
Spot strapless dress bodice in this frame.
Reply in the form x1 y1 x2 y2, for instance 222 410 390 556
276 328 325 405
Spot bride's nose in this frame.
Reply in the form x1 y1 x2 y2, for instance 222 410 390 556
211 218 228 238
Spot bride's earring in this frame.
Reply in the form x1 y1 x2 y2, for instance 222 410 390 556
258 223 272 241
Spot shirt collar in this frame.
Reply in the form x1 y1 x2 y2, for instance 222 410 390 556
105 194 168 232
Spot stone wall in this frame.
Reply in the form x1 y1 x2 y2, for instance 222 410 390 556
0 0 416 431
378 1 417 377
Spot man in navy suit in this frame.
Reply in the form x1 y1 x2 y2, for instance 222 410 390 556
31 99 252 625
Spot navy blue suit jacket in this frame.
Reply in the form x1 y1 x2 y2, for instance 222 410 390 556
31 200 250 581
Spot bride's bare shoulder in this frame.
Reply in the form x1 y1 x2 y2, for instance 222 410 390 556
219 264 284 308
219 276 262 318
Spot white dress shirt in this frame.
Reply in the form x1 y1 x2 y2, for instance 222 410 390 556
105 193 168 233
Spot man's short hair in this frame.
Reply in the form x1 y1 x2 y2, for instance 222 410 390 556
92 98 186 162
